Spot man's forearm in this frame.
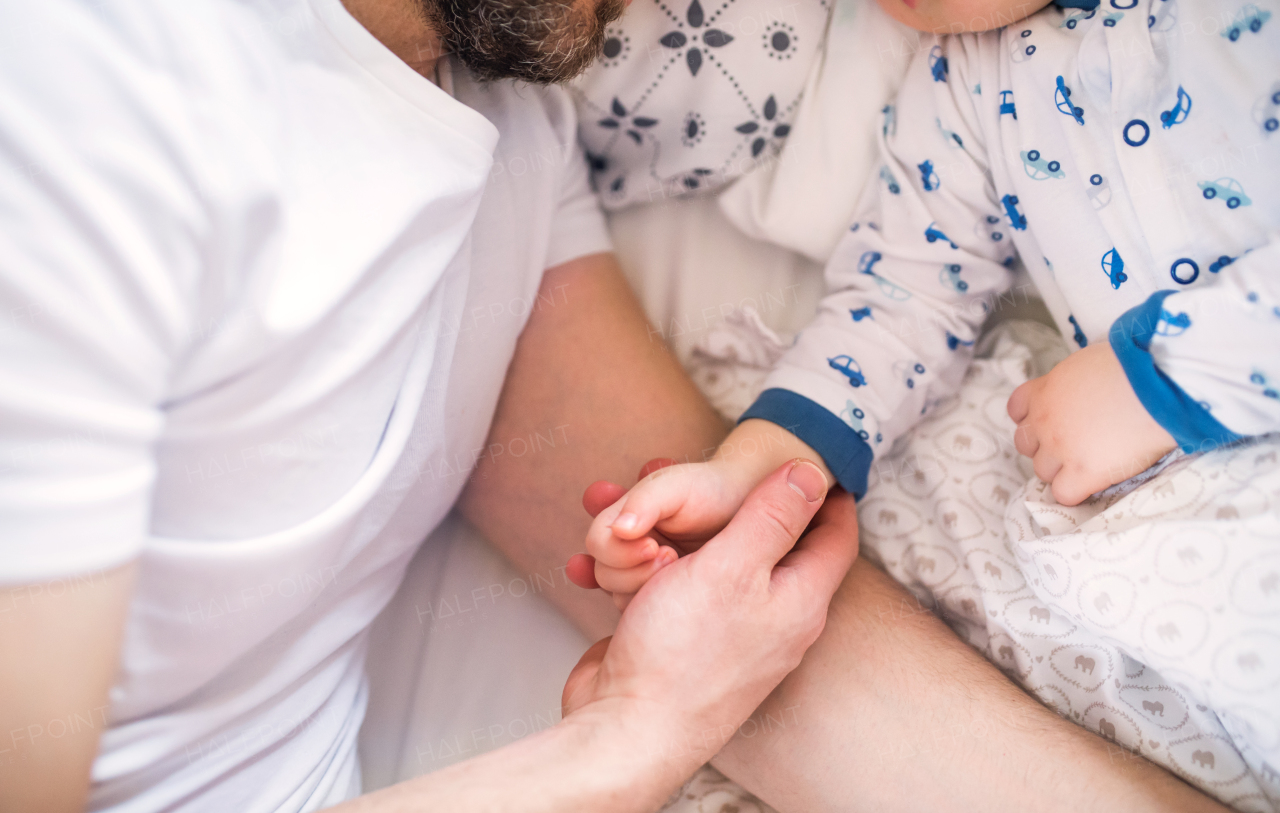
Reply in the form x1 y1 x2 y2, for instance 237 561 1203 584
336 701 698 813
459 252 727 640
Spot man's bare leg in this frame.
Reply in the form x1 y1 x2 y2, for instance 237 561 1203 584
713 557 1228 813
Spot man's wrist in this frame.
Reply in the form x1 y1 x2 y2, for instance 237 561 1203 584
559 697 710 808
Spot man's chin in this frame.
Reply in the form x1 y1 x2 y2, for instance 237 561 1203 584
445 0 626 84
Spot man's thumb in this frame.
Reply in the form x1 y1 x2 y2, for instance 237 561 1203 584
707 459 828 568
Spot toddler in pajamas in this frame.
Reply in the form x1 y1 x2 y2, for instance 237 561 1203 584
586 0 1280 803
586 0 1278 592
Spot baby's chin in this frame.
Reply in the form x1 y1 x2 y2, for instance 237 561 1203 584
875 0 1053 34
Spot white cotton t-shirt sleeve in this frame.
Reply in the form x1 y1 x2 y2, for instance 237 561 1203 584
0 4 203 583
541 89 612 270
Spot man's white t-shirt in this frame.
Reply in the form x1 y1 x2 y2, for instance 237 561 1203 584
0 0 610 809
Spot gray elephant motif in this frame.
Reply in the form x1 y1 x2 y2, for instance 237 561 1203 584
1094 592 1113 614
917 556 936 573
991 485 1011 504
1191 750 1215 769
1216 505 1239 520
1239 652 1262 671
1142 700 1164 717
953 434 972 450
998 645 1014 660
1157 622 1181 643
983 562 1002 579
1029 606 1051 623
959 598 977 618
1043 563 1058 580
942 512 958 528
1074 655 1095 675
1177 546 1200 564
1152 482 1175 498
1098 718 1116 740
879 510 898 526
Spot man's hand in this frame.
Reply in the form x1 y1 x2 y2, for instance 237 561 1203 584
1008 342 1176 506
577 421 835 609
581 459 752 608
562 460 858 774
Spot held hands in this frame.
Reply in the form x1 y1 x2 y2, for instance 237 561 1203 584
575 421 835 609
561 461 858 782
1007 342 1176 506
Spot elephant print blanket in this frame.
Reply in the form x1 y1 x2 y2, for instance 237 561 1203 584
671 317 1280 813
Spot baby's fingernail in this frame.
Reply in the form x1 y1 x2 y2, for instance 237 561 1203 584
787 460 827 502
612 513 638 532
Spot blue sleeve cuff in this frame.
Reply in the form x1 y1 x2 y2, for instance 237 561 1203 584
739 388 874 498
1108 291 1243 454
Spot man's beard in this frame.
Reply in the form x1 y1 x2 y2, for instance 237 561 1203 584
422 0 626 84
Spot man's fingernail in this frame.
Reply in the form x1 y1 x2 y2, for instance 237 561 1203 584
612 513 638 532
787 460 827 502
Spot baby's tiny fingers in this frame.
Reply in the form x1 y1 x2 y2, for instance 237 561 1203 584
1050 467 1098 508
610 464 701 540
1013 422 1039 459
1007 380 1034 423
588 533 661 569
594 547 678 596
1032 450 1062 487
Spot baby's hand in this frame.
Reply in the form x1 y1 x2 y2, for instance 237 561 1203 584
1008 342 1176 506
585 458 754 609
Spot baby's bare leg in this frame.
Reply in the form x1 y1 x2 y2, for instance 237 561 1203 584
713 557 1227 813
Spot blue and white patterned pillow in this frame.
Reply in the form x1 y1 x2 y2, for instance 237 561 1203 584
572 0 830 209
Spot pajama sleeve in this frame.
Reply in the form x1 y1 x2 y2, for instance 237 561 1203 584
740 34 1017 498
1110 237 1280 453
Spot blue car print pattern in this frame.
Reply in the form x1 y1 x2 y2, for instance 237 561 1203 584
828 355 867 387
1161 86 1192 128
1087 173 1112 209
1021 149 1064 179
893 360 927 389
857 251 883 275
925 222 958 248
1223 3 1270 39
1011 28 1037 62
1250 370 1279 399
999 90 1017 119
1055 75 1085 124
946 331 975 350
1001 194 1027 229
1156 309 1192 336
929 45 949 81
1101 247 1127 289
1068 315 1088 347
754 0 1280 522
838 400 875 441
879 166 901 193
918 160 940 190
1059 8 1096 27
1254 84 1280 133
1198 177 1252 208
939 263 969 292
